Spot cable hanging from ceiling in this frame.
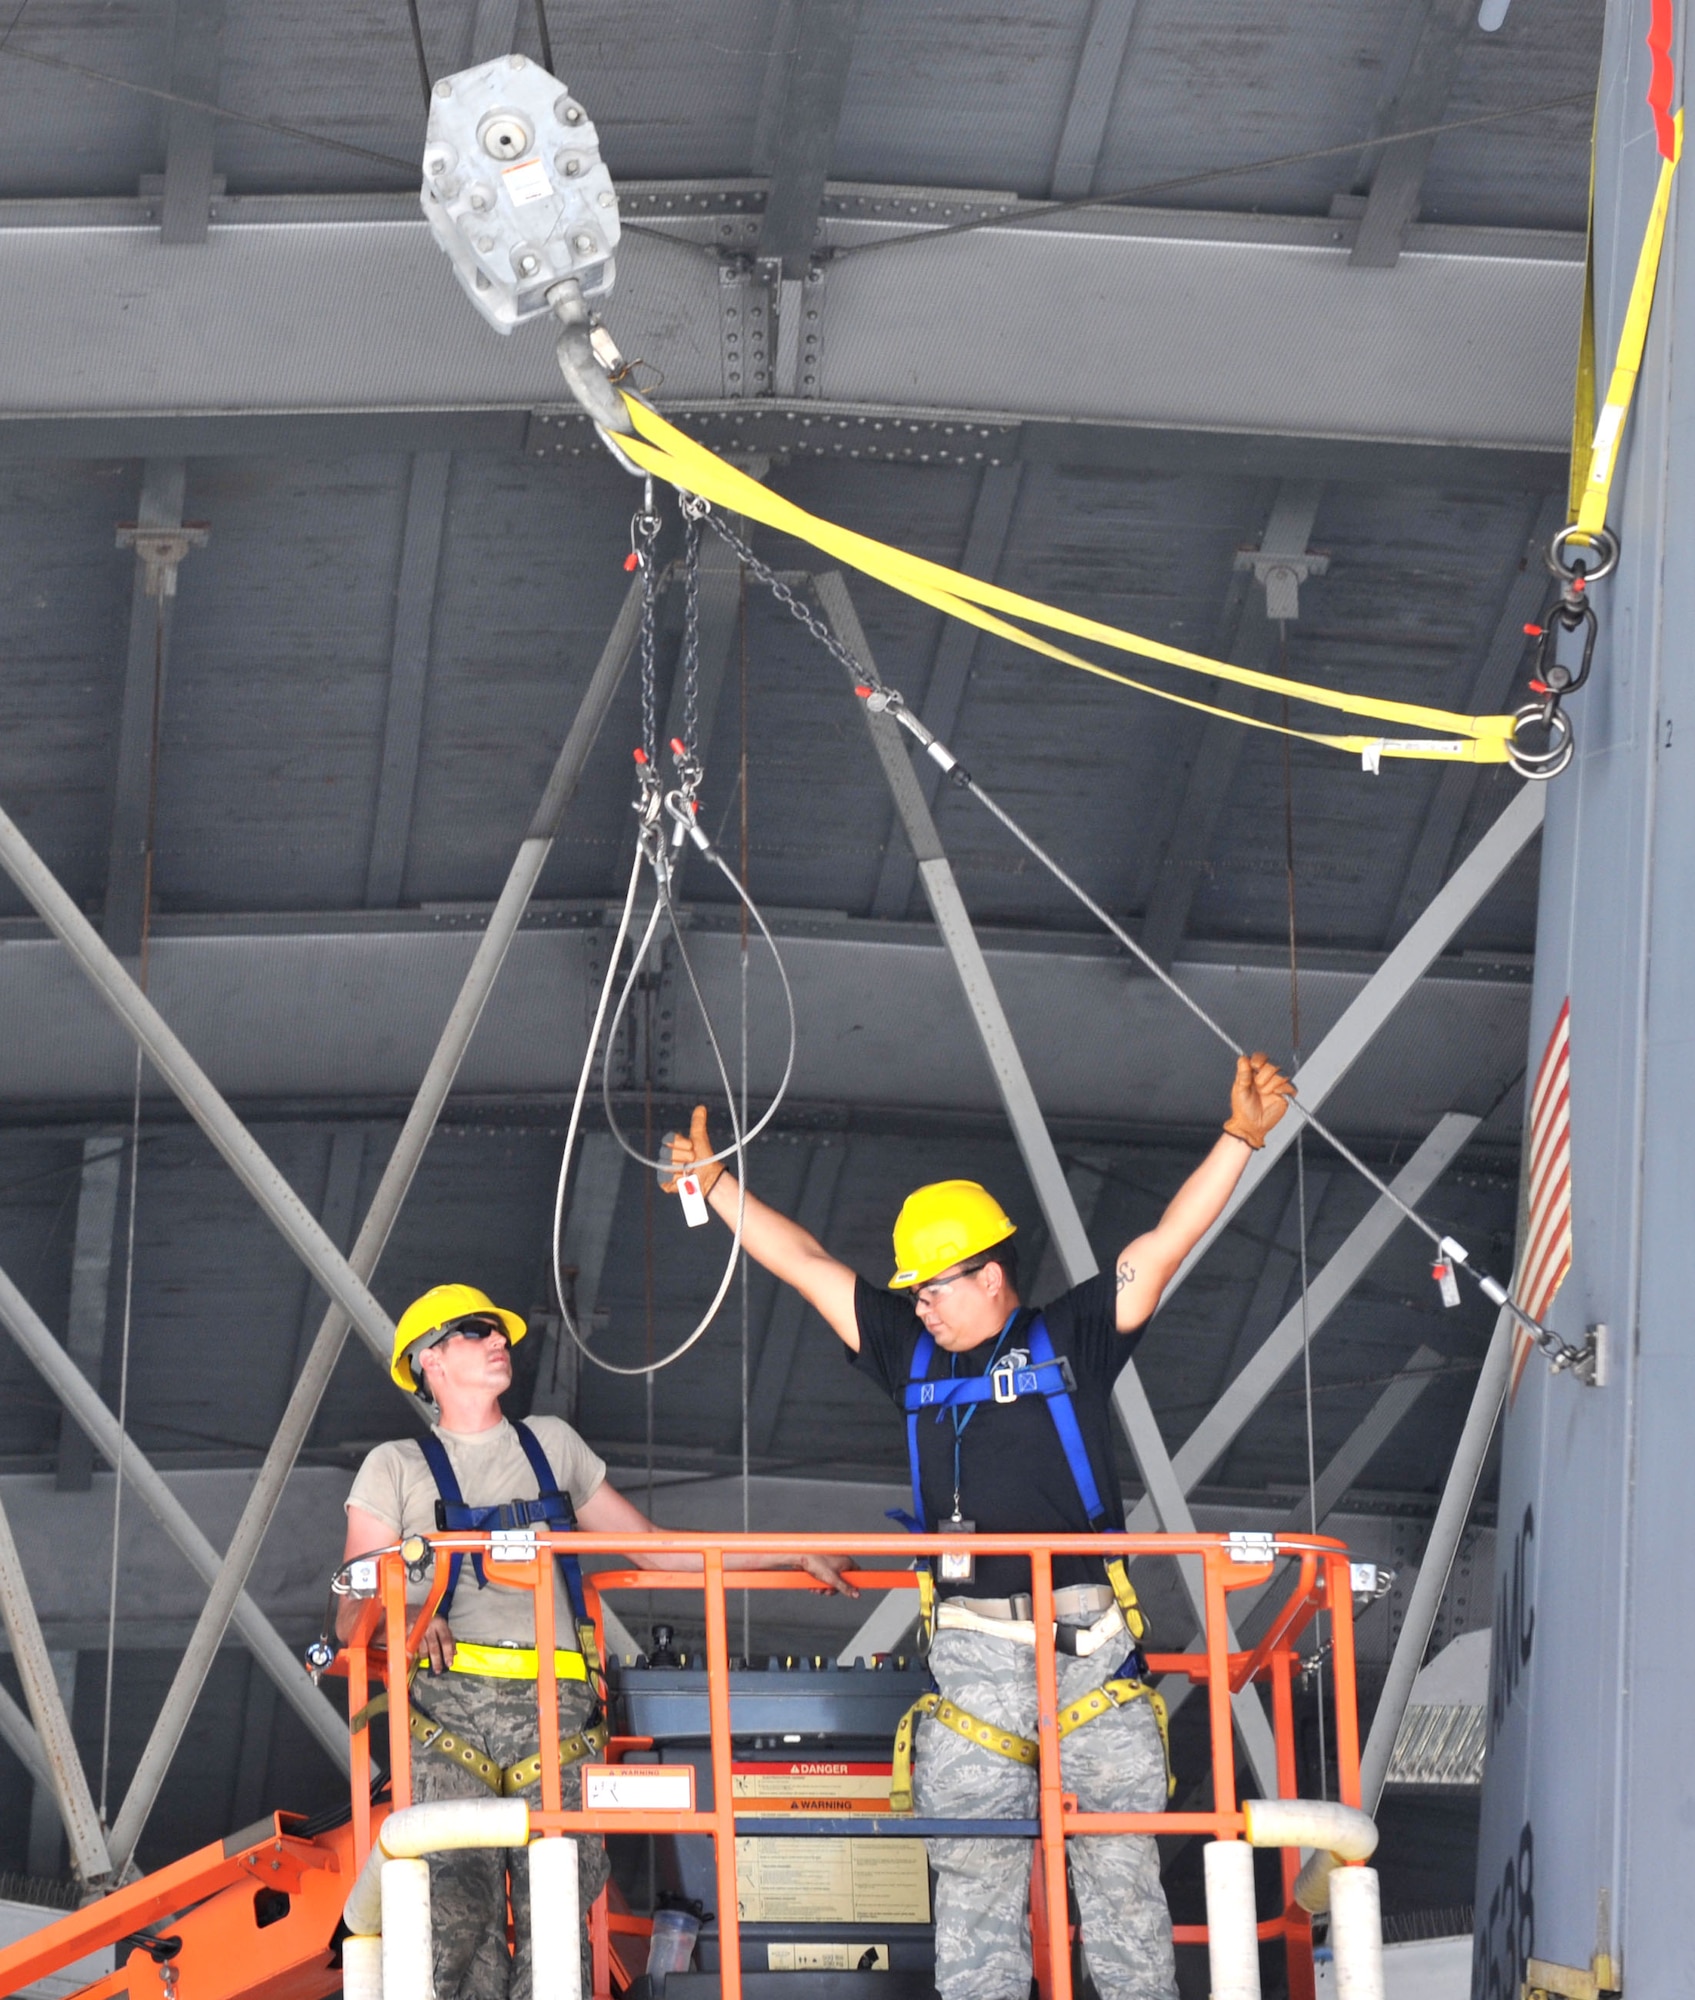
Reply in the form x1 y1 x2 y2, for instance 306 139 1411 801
548 483 797 1377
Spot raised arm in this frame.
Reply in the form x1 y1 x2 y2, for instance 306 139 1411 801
1112 1054 1294 1332
665 1107 861 1348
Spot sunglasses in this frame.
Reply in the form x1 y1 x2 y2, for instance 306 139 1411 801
422 1314 511 1354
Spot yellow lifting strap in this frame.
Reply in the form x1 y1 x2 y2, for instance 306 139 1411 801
612 395 1517 767
889 1680 1173 1814
1571 110 1683 543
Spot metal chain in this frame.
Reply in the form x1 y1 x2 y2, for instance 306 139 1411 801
634 482 663 769
702 508 867 681
676 502 704 791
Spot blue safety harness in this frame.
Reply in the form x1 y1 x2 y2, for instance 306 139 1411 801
897 1312 1111 1533
416 1420 592 1634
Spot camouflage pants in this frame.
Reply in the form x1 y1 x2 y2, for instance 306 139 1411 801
914 1625 1177 2000
409 1670 611 2000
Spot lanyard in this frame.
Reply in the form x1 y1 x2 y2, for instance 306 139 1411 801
947 1310 1021 1520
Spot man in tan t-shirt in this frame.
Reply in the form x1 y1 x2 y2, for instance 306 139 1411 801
342 1283 852 2000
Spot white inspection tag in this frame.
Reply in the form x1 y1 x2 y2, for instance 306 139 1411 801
1432 1260 1462 1309
502 157 554 205
582 1764 695 1811
676 1173 710 1228
347 1558 379 1597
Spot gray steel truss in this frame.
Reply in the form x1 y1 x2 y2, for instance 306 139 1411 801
0 1491 110 1882
1123 1113 1480 1522
0 1252 350 1768
1155 780 1545 1304
817 570 1279 1793
104 580 642 1871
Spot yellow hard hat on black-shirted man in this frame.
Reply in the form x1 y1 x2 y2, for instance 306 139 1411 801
390 1283 527 1392
889 1181 1016 1290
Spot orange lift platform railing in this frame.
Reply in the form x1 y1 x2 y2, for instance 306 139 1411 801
0 1529 1373 2000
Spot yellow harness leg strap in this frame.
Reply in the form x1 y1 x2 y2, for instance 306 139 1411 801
406 1715 611 1798
890 1679 1172 1813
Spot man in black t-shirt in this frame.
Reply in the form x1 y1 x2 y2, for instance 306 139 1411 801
665 1053 1292 2000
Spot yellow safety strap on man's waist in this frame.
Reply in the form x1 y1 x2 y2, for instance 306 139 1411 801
409 1714 611 1798
1573 110 1683 541
612 396 1519 766
889 1679 1172 1812
448 1642 588 1682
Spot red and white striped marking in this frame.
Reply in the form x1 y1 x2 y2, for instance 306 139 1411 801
1510 999 1573 1397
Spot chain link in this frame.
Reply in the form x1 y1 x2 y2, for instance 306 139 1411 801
635 498 663 770
677 507 703 787
702 509 871 684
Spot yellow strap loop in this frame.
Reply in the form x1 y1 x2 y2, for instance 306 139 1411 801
612 397 1517 764
890 1678 1173 1813
1103 1559 1147 1643
1573 110 1683 540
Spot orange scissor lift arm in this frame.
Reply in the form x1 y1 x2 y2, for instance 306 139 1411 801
0 1529 1360 2000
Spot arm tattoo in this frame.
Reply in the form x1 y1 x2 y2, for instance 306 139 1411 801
1115 1259 1136 1294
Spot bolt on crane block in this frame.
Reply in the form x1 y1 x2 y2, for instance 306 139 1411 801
421 53 620 334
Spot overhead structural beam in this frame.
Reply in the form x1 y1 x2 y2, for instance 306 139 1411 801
755 0 866 275
104 458 188 961
1050 0 1142 199
0 1254 350 1769
870 462 1023 919
0 194 1581 449
1387 492 1565 942
158 0 224 245
56 1135 124 1491
366 453 452 909
1349 0 1477 268
1139 480 1325 967
1159 780 1545 1306
0 798 400 1363
25 1651 78 1878
1360 1306 1514 1809
1122 1113 1479 1525
817 570 1279 1794
0 1492 110 1883
104 581 642 1874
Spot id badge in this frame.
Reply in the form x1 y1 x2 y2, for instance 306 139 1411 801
938 1516 975 1583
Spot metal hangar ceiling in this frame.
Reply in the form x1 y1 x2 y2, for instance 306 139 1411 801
0 0 1598 1938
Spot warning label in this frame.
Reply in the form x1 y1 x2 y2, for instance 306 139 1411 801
732 1763 894 1812
735 1839 929 1924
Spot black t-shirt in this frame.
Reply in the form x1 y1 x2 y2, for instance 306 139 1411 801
850 1274 1139 1599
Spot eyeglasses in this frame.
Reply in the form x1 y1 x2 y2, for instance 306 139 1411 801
914 1257 991 1306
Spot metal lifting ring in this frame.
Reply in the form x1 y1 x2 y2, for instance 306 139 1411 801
1505 702 1575 780
1548 523 1619 583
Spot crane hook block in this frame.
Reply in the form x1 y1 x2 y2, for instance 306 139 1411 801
421 54 621 334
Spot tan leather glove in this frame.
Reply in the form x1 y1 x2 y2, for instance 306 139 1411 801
1222 1052 1296 1150
661 1104 724 1195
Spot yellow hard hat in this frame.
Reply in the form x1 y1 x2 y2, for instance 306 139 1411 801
391 1283 527 1392
889 1181 1016 1290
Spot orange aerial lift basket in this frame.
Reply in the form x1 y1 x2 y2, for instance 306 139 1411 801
0 1529 1365 2000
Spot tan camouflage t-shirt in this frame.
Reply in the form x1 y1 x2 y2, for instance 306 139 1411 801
345 1415 607 1644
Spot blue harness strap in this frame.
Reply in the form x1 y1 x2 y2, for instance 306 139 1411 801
417 1422 589 1628
896 1313 1108 1535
